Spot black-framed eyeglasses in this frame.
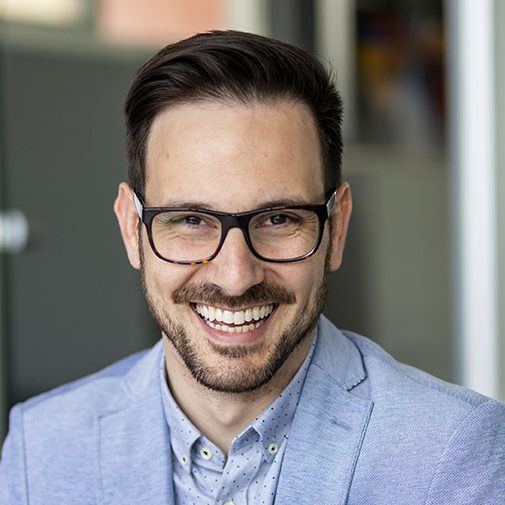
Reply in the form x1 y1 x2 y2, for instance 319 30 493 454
133 190 337 265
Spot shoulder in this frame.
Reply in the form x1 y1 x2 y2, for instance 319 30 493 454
333 329 505 503
312 318 505 450
338 329 505 440
315 316 499 415
347 328 505 442
12 341 161 430
345 330 500 411
0 343 163 503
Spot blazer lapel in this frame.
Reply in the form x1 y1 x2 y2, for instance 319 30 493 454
275 318 373 505
275 368 372 505
98 343 174 504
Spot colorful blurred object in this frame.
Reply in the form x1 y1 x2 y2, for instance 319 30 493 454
356 0 445 147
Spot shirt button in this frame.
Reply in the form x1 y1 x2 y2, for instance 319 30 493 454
200 447 213 460
267 442 279 455
181 454 189 465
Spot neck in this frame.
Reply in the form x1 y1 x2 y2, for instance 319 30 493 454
163 334 313 454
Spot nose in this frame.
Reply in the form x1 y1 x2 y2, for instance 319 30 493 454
204 227 265 296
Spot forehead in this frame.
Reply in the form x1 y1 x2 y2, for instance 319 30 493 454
145 100 325 210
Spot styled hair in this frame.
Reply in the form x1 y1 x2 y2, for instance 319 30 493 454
124 30 343 197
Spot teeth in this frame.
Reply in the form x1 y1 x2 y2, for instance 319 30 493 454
222 310 234 324
206 320 264 333
195 303 274 330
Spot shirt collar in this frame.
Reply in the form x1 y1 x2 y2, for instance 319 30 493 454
159 330 318 467
159 358 201 473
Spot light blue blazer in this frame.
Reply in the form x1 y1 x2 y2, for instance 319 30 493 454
1 316 504 504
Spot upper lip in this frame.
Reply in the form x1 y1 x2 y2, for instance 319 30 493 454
191 302 276 311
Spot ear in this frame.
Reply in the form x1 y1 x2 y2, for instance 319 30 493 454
114 182 141 270
328 182 352 272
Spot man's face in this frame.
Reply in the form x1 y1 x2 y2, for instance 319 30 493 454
115 100 351 393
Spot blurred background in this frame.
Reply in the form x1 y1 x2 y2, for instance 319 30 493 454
0 0 503 440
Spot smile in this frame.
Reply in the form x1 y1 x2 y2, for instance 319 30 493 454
193 303 275 333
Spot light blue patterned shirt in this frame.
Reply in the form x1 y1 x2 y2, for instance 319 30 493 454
160 334 317 505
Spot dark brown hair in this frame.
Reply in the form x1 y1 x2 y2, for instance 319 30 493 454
124 30 343 197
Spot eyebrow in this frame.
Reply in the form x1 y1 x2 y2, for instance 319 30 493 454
152 197 318 212
154 200 218 210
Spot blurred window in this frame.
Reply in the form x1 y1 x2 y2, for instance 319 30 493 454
0 0 85 26
96 0 226 46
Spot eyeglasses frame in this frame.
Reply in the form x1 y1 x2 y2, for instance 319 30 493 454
133 189 337 265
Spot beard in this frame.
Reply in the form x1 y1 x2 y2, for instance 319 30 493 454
140 239 329 394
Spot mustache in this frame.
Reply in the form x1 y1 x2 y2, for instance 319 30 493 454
172 282 296 308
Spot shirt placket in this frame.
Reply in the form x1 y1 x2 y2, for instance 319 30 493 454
214 430 264 505
190 438 226 499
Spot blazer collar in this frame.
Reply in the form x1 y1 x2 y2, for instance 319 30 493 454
312 315 367 391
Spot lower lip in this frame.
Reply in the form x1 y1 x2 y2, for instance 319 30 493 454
192 306 274 345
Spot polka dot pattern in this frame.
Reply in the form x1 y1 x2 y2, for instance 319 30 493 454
160 334 318 504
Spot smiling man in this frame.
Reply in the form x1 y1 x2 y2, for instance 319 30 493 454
1 31 505 505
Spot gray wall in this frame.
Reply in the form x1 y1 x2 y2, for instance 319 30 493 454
326 146 452 381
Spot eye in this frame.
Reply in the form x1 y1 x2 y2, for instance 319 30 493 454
261 212 301 227
181 215 204 226
155 212 217 229
269 214 286 225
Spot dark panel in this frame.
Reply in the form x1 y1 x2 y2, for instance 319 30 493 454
3 47 158 403
270 0 314 53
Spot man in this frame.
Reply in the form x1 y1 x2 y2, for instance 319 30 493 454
1 30 504 504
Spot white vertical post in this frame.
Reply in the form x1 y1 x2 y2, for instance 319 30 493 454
225 0 269 37
314 0 355 140
446 0 498 397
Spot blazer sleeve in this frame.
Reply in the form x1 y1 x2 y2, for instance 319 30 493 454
0 405 28 505
425 399 505 505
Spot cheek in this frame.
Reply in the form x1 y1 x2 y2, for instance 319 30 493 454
143 256 201 306
141 253 174 299
275 256 327 303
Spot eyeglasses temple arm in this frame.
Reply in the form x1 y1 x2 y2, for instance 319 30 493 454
133 192 143 218
326 191 337 216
